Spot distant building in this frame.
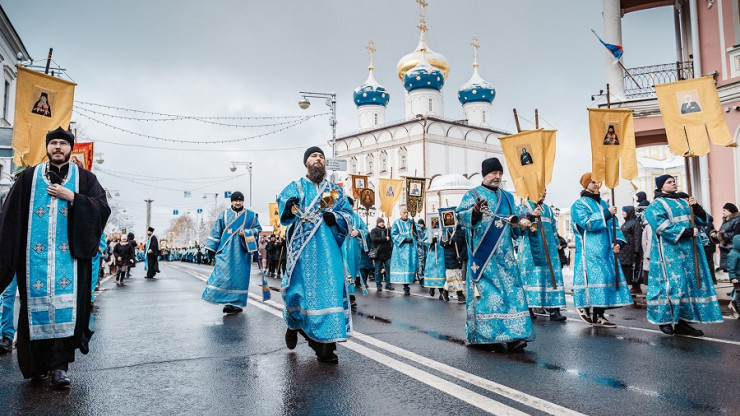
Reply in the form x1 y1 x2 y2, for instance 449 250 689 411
0 4 31 181
600 0 739 225
336 2 509 222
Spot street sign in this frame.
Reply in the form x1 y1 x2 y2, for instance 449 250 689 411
173 209 179 215
224 191 232 198
325 158 347 171
196 208 203 213
184 191 191 198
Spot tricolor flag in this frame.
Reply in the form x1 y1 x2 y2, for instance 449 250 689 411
591 29 623 63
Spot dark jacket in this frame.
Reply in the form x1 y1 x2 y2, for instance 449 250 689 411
114 242 135 264
266 240 280 262
719 212 740 251
728 235 740 282
618 206 641 266
441 227 467 269
370 225 392 261
359 233 373 269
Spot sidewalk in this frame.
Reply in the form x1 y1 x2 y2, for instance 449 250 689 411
560 266 734 307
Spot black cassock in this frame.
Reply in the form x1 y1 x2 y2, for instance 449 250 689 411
146 235 160 277
0 164 110 378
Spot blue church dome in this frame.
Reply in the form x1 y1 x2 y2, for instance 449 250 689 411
403 52 444 92
353 67 390 107
458 66 495 104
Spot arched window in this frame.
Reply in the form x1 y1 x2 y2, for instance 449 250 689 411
366 153 374 174
398 147 408 171
428 98 433 112
380 150 388 173
374 113 379 126
349 156 358 174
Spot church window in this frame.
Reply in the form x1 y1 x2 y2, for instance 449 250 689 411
366 153 374 174
374 113 378 126
398 147 408 171
350 156 358 174
428 98 433 112
482 111 486 123
380 150 388 173
2 80 9 120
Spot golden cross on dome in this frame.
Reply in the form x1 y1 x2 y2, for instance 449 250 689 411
366 40 376 69
471 35 480 67
417 0 428 33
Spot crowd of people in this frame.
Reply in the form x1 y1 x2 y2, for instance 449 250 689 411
0 134 738 389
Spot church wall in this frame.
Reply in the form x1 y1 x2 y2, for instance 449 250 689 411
404 89 444 120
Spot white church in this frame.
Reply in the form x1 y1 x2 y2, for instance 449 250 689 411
336 1 509 221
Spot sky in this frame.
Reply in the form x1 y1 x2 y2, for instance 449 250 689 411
2 0 677 237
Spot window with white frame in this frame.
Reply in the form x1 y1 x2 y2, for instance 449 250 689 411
366 153 374 174
428 98 433 112
350 156 358 174
374 113 378 126
398 147 408 171
380 150 388 173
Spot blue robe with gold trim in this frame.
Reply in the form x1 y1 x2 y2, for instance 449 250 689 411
390 219 418 284
342 211 368 291
644 197 722 324
202 208 261 307
457 186 534 345
423 239 446 288
278 177 353 343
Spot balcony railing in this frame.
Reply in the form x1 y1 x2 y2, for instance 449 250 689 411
623 61 694 99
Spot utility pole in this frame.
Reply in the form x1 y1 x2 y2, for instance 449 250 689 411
144 199 154 231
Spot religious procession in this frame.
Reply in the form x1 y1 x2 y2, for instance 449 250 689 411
0 1 739 415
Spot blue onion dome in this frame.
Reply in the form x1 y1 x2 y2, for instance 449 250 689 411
403 52 444 92
353 66 390 107
458 66 495 104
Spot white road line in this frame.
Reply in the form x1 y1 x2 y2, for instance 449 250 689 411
351 333 585 416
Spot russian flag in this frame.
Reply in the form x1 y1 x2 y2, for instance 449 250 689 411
591 29 623 63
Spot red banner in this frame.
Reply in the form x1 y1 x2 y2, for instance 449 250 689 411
72 142 94 171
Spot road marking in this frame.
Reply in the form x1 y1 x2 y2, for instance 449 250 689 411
165 267 583 416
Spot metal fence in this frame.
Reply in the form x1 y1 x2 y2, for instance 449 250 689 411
623 61 694 99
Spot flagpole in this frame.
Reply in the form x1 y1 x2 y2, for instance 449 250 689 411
683 156 702 289
606 84 620 289
514 108 557 289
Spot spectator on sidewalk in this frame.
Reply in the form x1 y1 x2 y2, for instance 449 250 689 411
718 203 740 272
728 235 740 319
618 206 642 294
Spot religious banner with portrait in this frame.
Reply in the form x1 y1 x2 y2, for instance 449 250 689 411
587 108 637 189
268 202 280 230
438 207 457 231
359 188 375 210
12 66 76 167
404 176 426 218
71 142 94 170
351 175 368 200
378 178 403 218
426 211 441 238
655 76 734 157
500 129 556 202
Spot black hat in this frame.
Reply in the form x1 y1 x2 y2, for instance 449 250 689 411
148 227 155 232
724 203 738 213
417 219 425 226
231 191 244 202
46 127 75 147
481 157 503 177
635 191 647 201
376 217 385 224
655 174 673 191
303 146 325 165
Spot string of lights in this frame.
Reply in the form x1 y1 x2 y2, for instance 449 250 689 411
74 110 321 144
97 168 246 182
75 100 317 120
82 137 315 153
98 169 247 192
74 105 327 128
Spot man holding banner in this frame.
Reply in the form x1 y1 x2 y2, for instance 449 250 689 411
202 191 262 314
643 175 722 336
278 147 354 364
571 173 632 327
456 158 533 352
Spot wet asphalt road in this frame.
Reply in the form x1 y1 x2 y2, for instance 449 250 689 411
0 262 738 416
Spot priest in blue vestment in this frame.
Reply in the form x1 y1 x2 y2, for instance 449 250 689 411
424 235 446 299
644 174 722 336
342 197 368 307
570 173 633 328
516 191 566 322
390 206 419 296
0 128 110 388
202 191 262 314
456 158 533 352
278 147 354 364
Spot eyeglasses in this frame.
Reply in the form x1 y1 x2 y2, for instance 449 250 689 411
48 140 71 147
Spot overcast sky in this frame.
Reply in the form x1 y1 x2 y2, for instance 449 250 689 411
3 1 676 236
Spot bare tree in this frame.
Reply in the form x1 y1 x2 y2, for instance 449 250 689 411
166 214 197 247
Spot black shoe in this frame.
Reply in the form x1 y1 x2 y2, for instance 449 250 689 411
674 320 703 337
506 340 527 352
285 329 298 350
442 290 450 302
223 305 242 314
467 343 495 352
403 289 411 296
529 309 537 320
376 286 383 291
50 369 70 389
317 343 338 363
31 371 49 382
658 324 674 335
0 336 12 353
386 285 395 290
549 309 567 322
457 292 466 304
429 288 435 297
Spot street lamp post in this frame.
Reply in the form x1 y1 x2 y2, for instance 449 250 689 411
229 161 253 208
298 91 337 179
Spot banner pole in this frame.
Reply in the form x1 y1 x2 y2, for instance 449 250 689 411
44 48 53 75
683 157 702 289
606 83 620 289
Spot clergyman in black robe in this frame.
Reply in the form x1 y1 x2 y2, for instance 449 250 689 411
145 227 160 278
0 127 110 387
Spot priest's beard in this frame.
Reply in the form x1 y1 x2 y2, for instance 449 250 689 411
482 177 500 189
307 164 326 183
47 150 71 166
232 205 243 212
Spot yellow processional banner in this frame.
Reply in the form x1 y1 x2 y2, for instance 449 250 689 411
12 66 76 167
378 178 404 218
588 108 637 189
269 202 280 229
500 129 556 202
655 76 734 156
